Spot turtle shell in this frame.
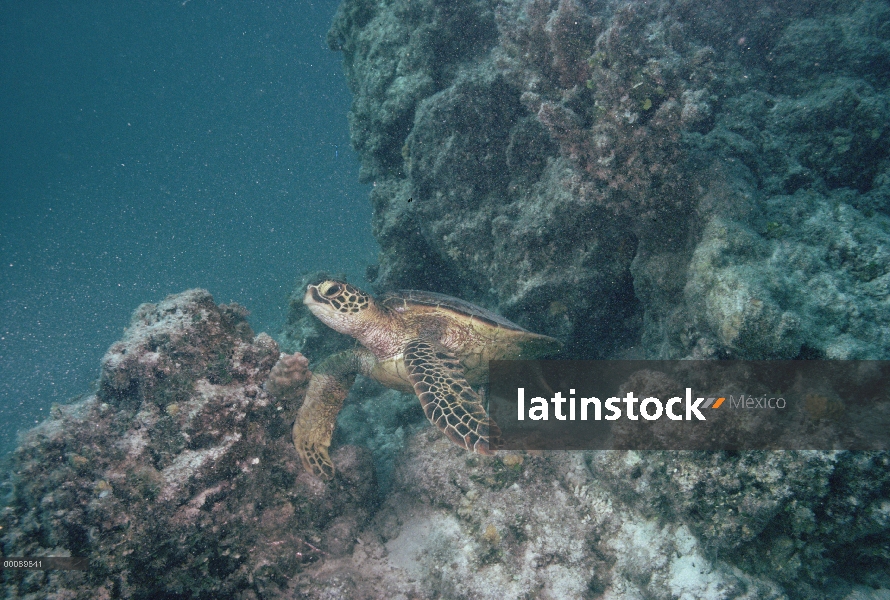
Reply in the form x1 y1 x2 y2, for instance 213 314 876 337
379 290 532 333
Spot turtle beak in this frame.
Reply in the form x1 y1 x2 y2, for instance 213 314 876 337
304 284 323 307
304 285 329 322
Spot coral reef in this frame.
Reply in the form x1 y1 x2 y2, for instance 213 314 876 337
324 0 890 360
2 290 888 598
5 0 890 596
265 352 311 405
1 290 376 599
287 430 890 599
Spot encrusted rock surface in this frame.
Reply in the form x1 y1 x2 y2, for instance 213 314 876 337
325 0 890 360
289 429 890 599
1 290 377 599
2 290 889 598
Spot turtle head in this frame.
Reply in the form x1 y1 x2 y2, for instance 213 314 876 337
304 280 378 336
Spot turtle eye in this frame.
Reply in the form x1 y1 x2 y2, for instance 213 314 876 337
320 282 343 298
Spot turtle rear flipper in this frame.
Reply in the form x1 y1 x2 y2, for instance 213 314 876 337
404 339 501 454
292 348 375 479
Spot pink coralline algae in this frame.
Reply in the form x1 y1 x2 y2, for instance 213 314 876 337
516 1 715 220
0 290 376 599
265 352 312 405
513 0 599 89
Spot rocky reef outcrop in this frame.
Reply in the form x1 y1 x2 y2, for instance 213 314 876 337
2 291 888 598
308 432 890 599
1 290 377 599
326 0 890 360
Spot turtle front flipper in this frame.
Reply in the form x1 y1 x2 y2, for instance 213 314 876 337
293 348 375 479
403 339 501 455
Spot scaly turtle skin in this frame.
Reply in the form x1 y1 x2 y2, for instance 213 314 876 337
293 280 562 479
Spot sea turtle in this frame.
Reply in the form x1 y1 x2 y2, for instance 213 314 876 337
293 279 562 479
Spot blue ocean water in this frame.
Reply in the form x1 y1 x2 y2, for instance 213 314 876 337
0 0 378 456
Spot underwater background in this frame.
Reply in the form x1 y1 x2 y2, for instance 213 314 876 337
0 0 377 457
2 0 890 597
